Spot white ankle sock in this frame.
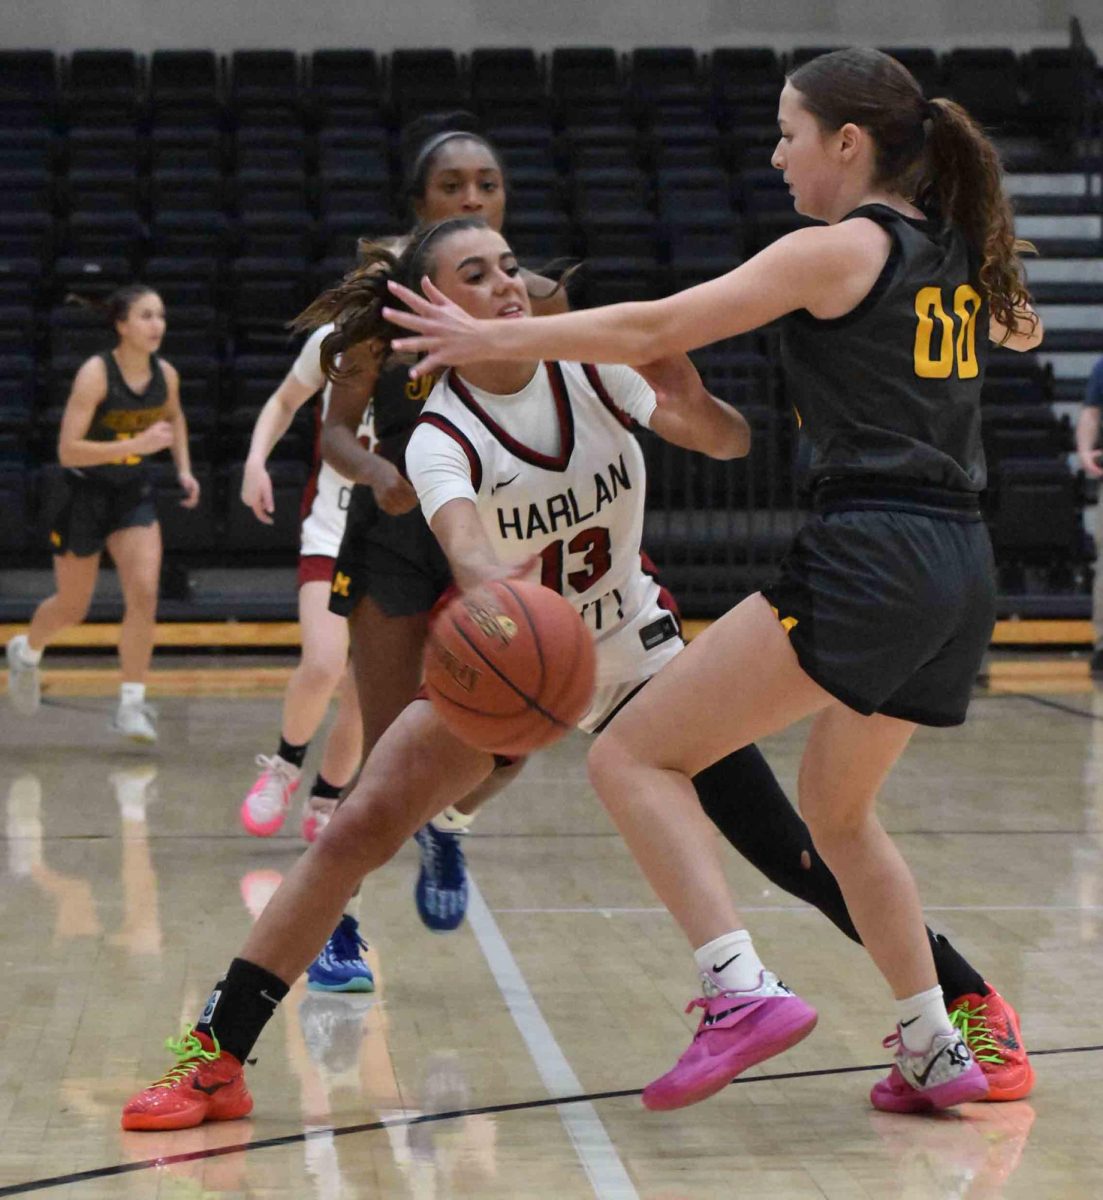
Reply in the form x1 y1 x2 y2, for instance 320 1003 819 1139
120 682 146 707
431 805 475 834
895 984 954 1052
13 635 41 667
694 930 766 994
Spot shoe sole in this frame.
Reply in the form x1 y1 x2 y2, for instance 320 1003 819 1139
871 1063 990 1114
978 1064 1036 1102
121 1101 253 1131
240 803 287 837
306 978 375 993
643 1005 818 1111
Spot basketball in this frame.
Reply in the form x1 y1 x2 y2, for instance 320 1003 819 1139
423 580 596 756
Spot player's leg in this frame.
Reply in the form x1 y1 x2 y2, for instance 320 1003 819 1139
121 699 496 1131
797 703 987 1111
588 593 829 1109
242 579 351 837
694 745 1032 1099
7 550 101 714
106 521 162 743
301 663 362 842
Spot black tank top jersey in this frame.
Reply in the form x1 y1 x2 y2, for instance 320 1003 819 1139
780 203 989 493
342 363 440 532
73 351 169 487
372 360 437 467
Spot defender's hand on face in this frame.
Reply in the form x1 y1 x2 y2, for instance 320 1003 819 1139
384 278 492 380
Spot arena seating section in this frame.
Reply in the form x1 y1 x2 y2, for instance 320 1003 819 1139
0 45 1099 616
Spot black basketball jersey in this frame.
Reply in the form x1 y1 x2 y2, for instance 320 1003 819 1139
372 361 437 466
780 203 989 493
73 351 169 487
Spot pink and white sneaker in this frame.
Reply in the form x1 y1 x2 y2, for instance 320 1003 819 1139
301 794 338 844
240 755 300 837
871 1027 990 1113
642 971 818 1111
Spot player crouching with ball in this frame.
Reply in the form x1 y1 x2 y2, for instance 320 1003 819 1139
120 217 758 1131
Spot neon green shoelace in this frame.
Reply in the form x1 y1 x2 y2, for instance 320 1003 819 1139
949 1003 1003 1064
151 1028 222 1089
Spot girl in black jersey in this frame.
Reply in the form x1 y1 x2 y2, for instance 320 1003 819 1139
5 285 199 743
386 49 1043 1114
300 114 566 930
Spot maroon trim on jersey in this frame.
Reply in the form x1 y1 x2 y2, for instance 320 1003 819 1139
446 362 575 473
415 412 484 492
299 398 325 521
581 363 636 431
640 550 683 634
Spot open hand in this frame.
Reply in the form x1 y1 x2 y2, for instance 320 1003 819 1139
383 278 494 380
241 460 275 524
178 471 201 509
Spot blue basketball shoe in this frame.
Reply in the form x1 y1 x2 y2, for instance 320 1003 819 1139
414 823 469 932
306 914 375 993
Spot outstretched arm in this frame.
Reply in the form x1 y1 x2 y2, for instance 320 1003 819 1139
384 224 872 378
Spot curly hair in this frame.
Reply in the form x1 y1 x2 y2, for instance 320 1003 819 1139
292 217 488 380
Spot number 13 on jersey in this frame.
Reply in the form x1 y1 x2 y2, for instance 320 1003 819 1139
913 284 982 379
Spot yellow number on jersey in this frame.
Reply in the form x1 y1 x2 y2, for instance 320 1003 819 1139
913 284 982 380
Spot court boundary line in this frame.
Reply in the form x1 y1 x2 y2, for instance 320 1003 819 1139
1 1043 1100 1198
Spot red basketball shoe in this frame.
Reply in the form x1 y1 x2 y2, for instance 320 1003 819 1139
948 987 1035 1101
121 1029 252 1131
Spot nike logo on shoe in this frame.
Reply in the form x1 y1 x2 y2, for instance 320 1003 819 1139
702 1002 755 1026
899 1015 921 1028
913 1038 971 1087
711 953 741 974
491 474 519 494
192 1079 231 1096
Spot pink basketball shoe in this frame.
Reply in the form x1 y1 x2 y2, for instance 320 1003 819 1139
870 1027 990 1113
240 755 299 837
642 972 818 1111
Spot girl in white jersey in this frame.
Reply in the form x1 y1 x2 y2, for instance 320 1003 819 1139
119 216 761 1132
122 215 1032 1131
238 322 373 843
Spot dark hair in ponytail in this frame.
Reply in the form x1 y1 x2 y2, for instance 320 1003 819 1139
65 282 160 329
293 216 488 380
788 47 1036 339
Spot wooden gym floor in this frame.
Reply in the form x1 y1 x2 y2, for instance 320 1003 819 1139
0 642 1101 1198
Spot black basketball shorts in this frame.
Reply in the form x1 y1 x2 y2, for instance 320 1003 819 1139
762 505 996 727
328 490 451 619
48 475 158 558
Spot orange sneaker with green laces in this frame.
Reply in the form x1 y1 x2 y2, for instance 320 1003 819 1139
121 1029 253 1131
948 987 1035 1102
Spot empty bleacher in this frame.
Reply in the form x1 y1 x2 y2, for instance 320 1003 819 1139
0 42 1099 618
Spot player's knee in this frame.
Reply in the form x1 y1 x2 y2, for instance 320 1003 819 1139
586 732 633 805
57 594 93 625
319 787 411 869
297 655 344 696
125 581 159 617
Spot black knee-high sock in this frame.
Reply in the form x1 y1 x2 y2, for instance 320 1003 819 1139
195 957 290 1063
693 745 988 1006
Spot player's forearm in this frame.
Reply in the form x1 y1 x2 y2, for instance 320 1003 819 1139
171 412 191 475
485 301 673 367
320 422 379 483
683 390 752 460
246 394 297 466
1076 407 1100 457
59 438 143 468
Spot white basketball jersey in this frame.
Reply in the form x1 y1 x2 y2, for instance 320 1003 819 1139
295 324 375 558
407 360 681 688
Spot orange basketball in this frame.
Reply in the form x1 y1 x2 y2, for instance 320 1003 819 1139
423 579 597 756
